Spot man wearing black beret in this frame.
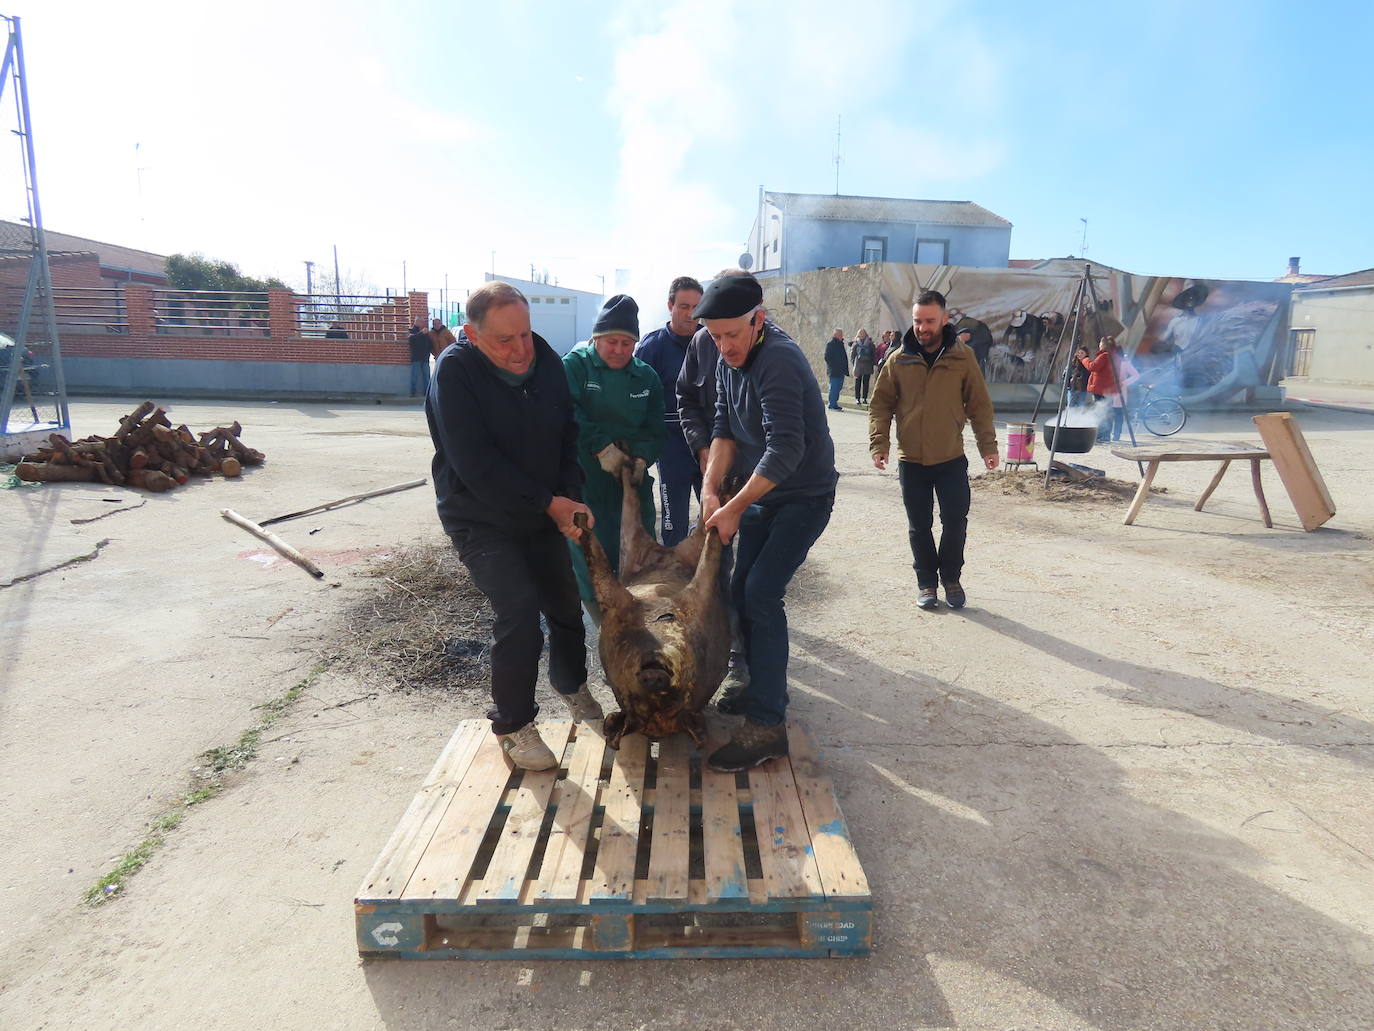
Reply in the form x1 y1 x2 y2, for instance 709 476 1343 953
698 269 838 771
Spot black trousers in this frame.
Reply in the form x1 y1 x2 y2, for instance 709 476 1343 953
449 522 587 735
898 456 971 589
854 373 872 403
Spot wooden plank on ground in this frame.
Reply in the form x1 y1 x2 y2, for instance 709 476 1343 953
748 755 825 900
401 731 516 900
645 735 690 900
1253 412 1336 530
701 765 749 900
590 734 648 901
534 722 607 900
787 722 870 900
357 720 487 900
477 722 574 902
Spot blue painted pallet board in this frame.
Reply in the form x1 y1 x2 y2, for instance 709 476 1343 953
356 718 872 959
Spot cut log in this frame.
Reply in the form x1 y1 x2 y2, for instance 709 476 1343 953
16 462 97 483
220 457 242 477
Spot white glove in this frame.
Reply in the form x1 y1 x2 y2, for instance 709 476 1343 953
596 443 629 475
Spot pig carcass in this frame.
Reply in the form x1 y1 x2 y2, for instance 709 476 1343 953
574 462 729 749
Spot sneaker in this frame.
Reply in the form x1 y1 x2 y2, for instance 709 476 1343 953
944 582 966 609
917 587 941 610
560 682 604 724
498 723 559 771
707 720 788 772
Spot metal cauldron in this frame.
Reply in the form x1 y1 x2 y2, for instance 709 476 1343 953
1042 423 1098 454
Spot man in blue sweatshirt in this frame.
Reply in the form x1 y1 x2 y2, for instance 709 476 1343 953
699 270 838 771
633 275 704 546
426 281 603 772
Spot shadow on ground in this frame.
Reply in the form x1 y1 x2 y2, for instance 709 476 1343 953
358 626 1374 1031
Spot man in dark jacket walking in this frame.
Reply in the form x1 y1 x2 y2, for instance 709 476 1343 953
634 275 704 546
699 271 838 772
407 320 432 397
823 328 848 410
426 281 603 771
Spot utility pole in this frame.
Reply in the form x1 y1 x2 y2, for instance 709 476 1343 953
332 244 342 320
402 260 407 295
1080 218 1088 257
490 250 495 276
833 115 842 195
303 260 315 332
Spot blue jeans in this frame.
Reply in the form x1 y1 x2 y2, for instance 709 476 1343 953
827 376 844 408
731 493 834 727
410 359 431 396
656 425 701 547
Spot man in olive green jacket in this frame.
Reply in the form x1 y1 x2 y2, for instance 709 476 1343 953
869 289 998 611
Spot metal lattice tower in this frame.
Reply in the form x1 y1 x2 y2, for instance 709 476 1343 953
0 14 68 458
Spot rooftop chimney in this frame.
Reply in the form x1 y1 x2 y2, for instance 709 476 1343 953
1287 256 1301 277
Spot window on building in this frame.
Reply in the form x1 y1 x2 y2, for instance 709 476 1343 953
915 239 950 265
1290 328 1315 377
560 297 571 304
861 236 887 264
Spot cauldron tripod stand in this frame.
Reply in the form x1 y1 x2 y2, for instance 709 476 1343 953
1029 264 1144 485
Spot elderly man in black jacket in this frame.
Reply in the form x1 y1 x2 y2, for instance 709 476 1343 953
426 281 603 770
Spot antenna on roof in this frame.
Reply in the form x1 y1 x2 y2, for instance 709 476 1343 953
833 116 842 195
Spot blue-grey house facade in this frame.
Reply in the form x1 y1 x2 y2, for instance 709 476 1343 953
748 190 1012 274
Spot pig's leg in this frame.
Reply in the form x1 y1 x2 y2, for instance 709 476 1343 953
603 710 629 749
574 512 635 612
618 463 665 580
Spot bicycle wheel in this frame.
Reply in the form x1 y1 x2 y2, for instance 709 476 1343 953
1140 397 1187 436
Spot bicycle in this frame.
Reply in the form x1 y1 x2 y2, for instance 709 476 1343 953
1134 382 1188 436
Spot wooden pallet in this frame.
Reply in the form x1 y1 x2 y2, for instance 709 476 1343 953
355 717 871 960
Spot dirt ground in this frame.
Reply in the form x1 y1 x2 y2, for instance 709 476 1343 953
2 397 1372 1031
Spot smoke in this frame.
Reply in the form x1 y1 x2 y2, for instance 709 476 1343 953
1047 397 1113 428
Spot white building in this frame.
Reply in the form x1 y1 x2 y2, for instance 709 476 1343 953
482 275 602 355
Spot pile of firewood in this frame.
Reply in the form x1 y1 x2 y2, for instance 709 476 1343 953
15 401 265 493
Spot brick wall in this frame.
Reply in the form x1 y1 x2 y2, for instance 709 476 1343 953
0 251 104 290
61 334 410 365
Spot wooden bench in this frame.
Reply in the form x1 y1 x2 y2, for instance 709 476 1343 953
1110 438 1273 527
356 718 872 960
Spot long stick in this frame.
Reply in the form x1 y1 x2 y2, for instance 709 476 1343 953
221 508 325 579
258 477 428 527
1043 272 1089 489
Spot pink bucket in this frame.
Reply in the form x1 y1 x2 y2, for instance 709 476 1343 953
1006 422 1034 462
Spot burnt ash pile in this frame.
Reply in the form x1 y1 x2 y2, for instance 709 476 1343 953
971 468 1167 504
333 539 494 693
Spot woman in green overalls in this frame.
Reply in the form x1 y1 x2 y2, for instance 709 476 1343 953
562 294 664 616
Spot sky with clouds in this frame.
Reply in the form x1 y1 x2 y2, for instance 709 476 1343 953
4 0 1372 307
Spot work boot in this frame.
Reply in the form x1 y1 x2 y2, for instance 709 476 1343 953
498 723 559 771
714 656 751 715
917 587 941 610
708 720 789 772
944 581 966 610
560 682 604 725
